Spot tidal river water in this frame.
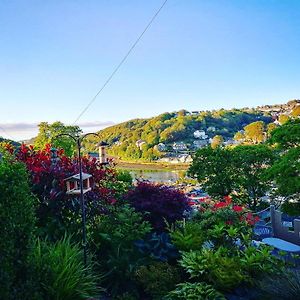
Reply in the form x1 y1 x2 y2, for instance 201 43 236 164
119 168 183 184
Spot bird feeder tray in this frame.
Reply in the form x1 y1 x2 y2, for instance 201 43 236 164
65 172 92 195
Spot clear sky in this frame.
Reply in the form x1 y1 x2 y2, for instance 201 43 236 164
1 0 300 140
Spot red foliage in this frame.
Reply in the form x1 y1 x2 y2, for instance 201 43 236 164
125 182 190 231
8 143 119 239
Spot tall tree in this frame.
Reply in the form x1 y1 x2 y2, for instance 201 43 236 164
34 121 82 157
188 147 236 197
266 119 300 203
232 145 275 210
268 119 300 149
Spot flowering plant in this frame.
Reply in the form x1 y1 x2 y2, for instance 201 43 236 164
193 195 259 250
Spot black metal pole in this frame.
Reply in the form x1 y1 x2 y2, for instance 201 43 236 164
53 132 101 268
77 139 87 267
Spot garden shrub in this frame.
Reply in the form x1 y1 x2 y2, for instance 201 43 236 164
169 220 205 251
164 282 225 300
90 205 152 297
192 198 258 250
125 182 190 231
30 236 101 300
135 262 181 299
179 248 247 291
0 156 37 299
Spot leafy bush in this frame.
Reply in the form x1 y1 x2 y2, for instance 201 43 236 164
90 205 152 296
30 237 101 300
258 269 300 300
0 156 37 299
164 282 225 300
135 262 181 299
240 245 284 281
169 220 204 251
125 182 190 231
179 248 246 291
192 198 258 251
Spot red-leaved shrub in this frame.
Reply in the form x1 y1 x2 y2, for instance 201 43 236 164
125 182 190 231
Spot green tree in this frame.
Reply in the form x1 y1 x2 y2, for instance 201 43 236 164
266 120 300 203
211 135 224 149
232 145 275 209
268 119 300 149
244 121 265 144
266 147 300 198
34 121 82 156
188 147 236 197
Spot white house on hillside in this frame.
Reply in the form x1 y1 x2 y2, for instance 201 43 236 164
172 142 187 151
193 130 208 139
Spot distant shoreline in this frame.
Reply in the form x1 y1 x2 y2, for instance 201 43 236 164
114 160 189 171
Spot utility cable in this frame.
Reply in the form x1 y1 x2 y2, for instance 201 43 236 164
0 125 16 141
73 0 168 124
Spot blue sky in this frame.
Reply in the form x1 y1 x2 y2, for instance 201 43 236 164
1 0 300 140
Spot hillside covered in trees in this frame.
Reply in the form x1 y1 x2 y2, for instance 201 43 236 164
83 100 299 162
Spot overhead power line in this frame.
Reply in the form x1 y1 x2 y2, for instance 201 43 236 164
0 125 16 141
73 0 168 124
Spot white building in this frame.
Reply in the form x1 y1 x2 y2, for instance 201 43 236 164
172 142 188 151
193 130 208 139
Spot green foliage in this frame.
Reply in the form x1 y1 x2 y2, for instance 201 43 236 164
266 147 300 197
258 269 300 300
0 156 37 300
244 121 265 144
90 205 152 296
240 245 284 280
164 282 225 300
34 121 82 156
179 248 246 291
281 201 300 216
188 147 236 197
268 119 300 149
189 145 275 208
169 220 204 251
232 145 275 209
83 109 272 162
116 170 133 184
30 237 101 300
135 262 181 299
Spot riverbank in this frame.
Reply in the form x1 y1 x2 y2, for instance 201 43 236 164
115 160 189 171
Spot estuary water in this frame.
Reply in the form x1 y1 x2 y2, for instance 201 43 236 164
121 169 182 184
